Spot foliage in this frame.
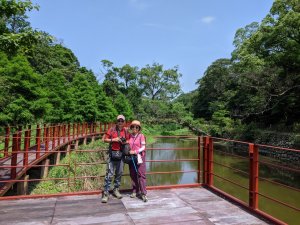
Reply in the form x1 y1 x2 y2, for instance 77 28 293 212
41 69 73 122
0 0 41 55
191 0 300 138
139 62 182 100
0 51 47 125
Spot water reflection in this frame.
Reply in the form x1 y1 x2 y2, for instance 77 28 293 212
147 138 198 185
122 137 198 187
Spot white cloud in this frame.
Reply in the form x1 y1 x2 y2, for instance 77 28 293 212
199 16 216 24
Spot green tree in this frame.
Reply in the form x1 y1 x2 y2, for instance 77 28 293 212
139 62 182 100
0 51 47 125
0 0 41 56
70 72 99 122
95 85 117 122
41 69 73 122
27 41 80 81
0 0 38 34
193 58 233 119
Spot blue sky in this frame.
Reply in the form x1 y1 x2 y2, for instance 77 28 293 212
28 0 274 93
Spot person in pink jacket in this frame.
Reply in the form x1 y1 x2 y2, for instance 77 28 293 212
128 120 148 202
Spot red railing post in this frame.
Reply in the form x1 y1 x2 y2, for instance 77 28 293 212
203 136 209 185
249 143 259 209
100 122 102 133
45 127 49 152
52 126 56 149
18 126 22 154
27 125 31 148
11 133 18 179
68 123 71 142
23 130 29 167
77 123 80 137
35 124 40 144
208 136 214 186
43 124 47 143
81 123 84 136
62 124 66 143
72 123 75 140
4 126 10 157
94 122 96 134
197 136 201 184
57 125 61 146
36 127 41 159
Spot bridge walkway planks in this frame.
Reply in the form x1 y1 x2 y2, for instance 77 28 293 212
0 187 269 225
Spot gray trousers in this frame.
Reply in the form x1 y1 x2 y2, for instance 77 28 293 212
103 158 124 192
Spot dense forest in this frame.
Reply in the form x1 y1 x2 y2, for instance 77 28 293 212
0 0 299 143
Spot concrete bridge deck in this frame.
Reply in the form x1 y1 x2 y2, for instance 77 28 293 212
0 187 269 225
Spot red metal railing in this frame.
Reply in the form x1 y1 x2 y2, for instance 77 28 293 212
1 130 299 224
203 136 300 225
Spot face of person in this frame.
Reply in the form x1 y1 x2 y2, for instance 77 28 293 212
117 119 125 128
130 125 140 134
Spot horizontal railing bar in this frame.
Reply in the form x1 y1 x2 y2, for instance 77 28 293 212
0 133 105 138
0 164 69 168
213 173 249 191
258 192 300 212
257 144 300 153
75 162 106 166
0 177 70 183
213 161 249 176
214 149 248 160
259 160 300 173
74 175 105 179
258 176 300 192
146 159 199 162
75 149 107 152
147 147 197 150
212 137 250 145
146 170 199 175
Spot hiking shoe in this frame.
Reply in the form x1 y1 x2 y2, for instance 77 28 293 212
113 188 122 199
130 192 136 198
141 194 148 202
101 192 109 203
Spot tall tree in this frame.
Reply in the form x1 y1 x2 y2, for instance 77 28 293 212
139 62 182 100
0 51 47 125
193 58 233 119
41 69 73 122
0 0 41 56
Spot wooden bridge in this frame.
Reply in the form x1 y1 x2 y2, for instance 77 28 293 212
0 123 112 196
0 123 299 225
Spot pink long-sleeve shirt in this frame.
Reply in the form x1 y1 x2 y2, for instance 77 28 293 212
129 133 146 154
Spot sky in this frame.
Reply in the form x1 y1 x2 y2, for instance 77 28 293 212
28 0 274 93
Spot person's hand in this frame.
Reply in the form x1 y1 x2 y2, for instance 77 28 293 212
111 137 120 142
129 150 136 155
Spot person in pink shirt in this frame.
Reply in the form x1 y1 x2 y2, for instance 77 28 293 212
128 120 148 202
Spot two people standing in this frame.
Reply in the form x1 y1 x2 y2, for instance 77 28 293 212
101 115 147 203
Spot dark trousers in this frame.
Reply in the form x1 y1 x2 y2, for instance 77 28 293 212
103 158 124 192
129 153 147 195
